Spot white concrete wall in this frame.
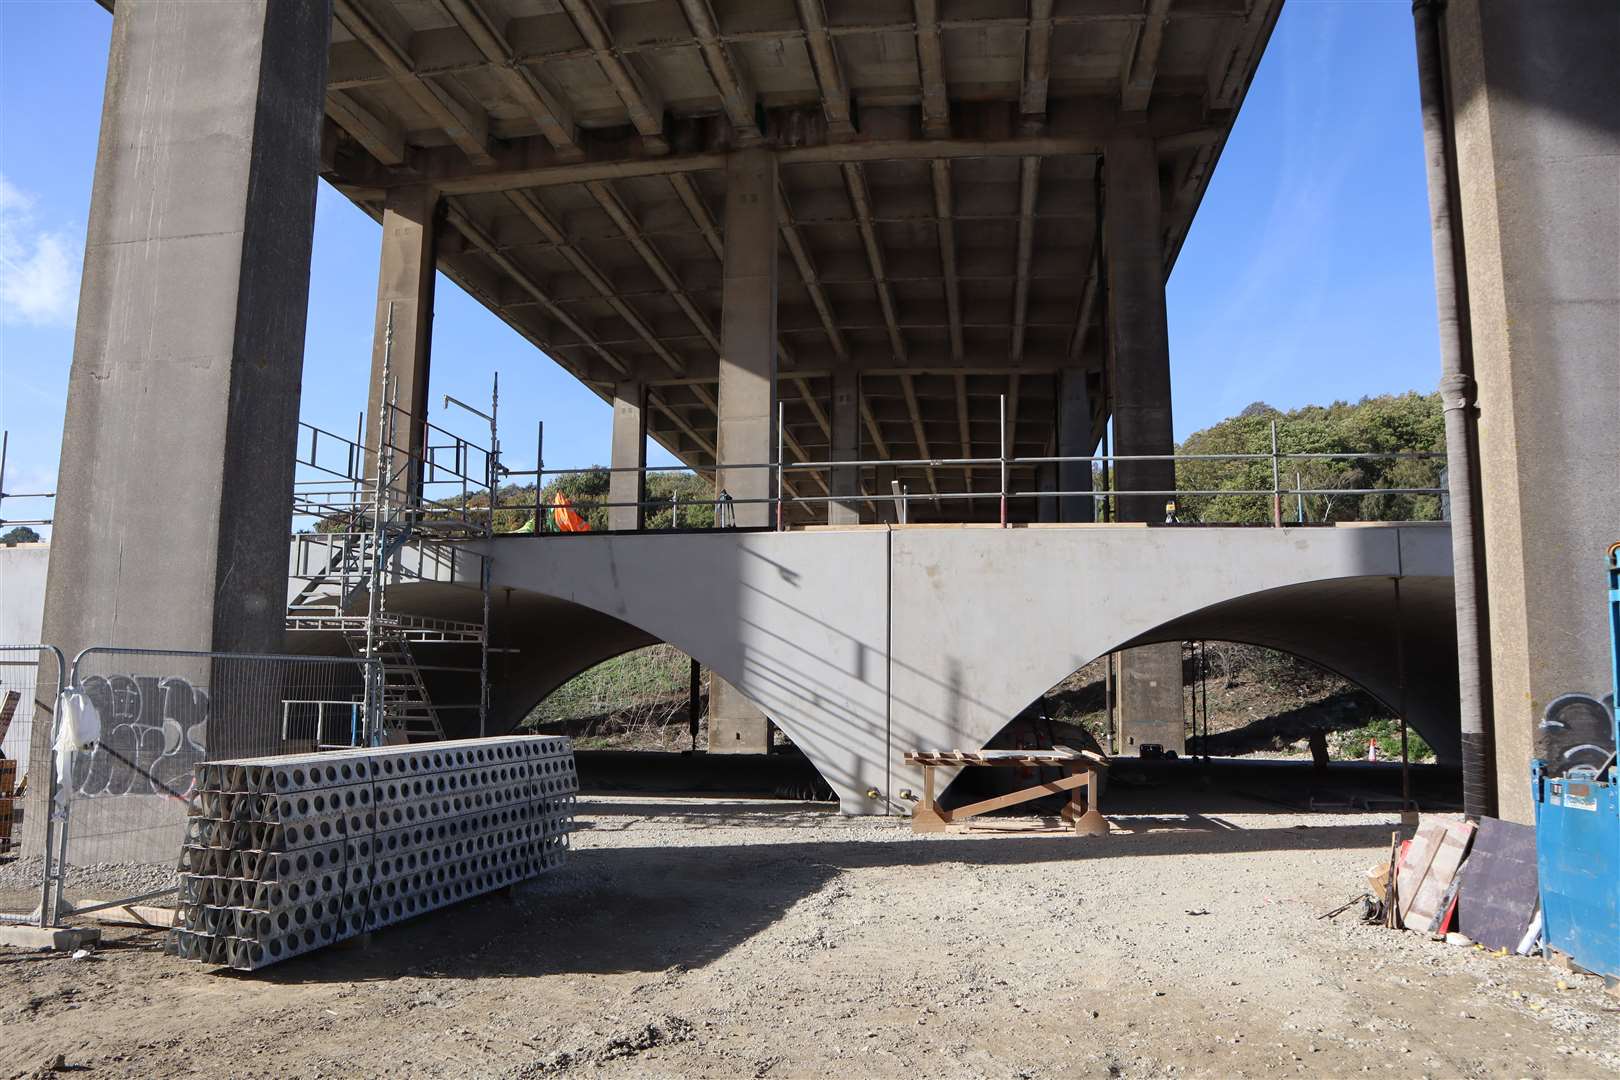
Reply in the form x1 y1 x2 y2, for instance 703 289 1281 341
479 524 1455 814
0 543 50 771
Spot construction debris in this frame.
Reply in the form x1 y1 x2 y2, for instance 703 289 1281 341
169 736 576 971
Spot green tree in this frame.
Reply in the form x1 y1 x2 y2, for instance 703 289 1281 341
1 525 41 545
1173 392 1444 524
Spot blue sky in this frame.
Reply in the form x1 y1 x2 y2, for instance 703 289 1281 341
0 3 1440 533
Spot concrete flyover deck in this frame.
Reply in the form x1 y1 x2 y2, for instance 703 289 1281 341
377 523 1458 813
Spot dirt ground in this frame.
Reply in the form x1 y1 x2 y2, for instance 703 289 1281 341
2 793 1616 1080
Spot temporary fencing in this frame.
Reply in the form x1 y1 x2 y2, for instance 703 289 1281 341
169 735 576 970
0 644 63 925
43 648 377 924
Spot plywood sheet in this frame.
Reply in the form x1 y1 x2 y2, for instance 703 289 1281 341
1457 817 1539 951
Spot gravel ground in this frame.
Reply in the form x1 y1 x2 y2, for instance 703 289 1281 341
1 793 1616 1079
0 856 177 910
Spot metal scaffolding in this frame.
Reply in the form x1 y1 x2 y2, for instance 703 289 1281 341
288 329 500 747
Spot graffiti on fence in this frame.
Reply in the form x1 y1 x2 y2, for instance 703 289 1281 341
72 674 209 798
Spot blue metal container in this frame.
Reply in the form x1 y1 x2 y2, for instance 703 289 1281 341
1531 544 1620 981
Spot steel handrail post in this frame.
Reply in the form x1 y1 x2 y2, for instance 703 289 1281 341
1270 419 1282 528
999 393 1008 528
776 400 786 531
30 645 67 927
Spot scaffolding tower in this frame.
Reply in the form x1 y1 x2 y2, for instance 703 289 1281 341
288 342 500 747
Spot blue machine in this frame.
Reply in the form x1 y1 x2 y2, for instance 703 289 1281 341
1531 543 1620 983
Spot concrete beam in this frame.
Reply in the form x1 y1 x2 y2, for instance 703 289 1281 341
1020 0 1054 125
347 97 1216 196
1122 0 1172 114
438 0 578 154
333 0 493 166
677 0 761 142
913 0 950 137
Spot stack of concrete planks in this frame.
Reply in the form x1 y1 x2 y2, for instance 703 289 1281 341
169 736 576 971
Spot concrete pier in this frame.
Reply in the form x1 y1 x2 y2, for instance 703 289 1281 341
609 380 647 532
1444 0 1620 822
828 369 862 525
366 183 438 484
715 148 779 530
1057 371 1096 524
31 0 330 850
1104 136 1176 526
41 0 328 661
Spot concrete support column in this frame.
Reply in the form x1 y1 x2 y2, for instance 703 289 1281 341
708 678 772 754
715 148 779 528
1114 645 1185 756
710 148 779 752
1104 136 1182 754
1057 370 1096 523
1445 0 1620 821
1036 463 1057 523
828 368 862 524
608 380 646 531
365 183 438 491
31 0 330 847
41 0 328 661
1104 136 1174 525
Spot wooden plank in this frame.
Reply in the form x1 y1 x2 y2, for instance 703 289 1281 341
0 690 19 744
944 772 1088 821
1399 815 1476 929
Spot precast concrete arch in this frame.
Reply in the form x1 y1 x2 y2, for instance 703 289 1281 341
399 523 1455 814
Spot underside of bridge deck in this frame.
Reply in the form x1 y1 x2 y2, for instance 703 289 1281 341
307 0 1281 521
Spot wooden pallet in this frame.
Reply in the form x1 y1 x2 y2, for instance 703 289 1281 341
902 745 1110 836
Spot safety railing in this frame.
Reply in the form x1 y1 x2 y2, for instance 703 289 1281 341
0 645 65 927
498 401 1447 534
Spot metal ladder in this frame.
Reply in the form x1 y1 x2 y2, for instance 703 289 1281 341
346 631 446 743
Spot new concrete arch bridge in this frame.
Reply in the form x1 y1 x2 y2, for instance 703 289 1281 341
361 522 1459 813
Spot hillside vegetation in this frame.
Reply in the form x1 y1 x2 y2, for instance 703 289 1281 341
1172 392 1444 524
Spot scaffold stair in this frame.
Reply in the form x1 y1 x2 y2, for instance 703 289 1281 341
345 632 446 744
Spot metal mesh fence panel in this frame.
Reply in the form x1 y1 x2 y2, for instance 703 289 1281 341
0 645 63 922
169 735 576 970
53 650 374 914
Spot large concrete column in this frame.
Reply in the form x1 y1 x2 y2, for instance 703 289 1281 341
828 368 862 524
41 0 328 661
715 148 779 528
1104 137 1175 524
1057 370 1096 523
608 380 646 531
709 148 780 752
1445 1 1620 822
30 0 329 850
1104 136 1183 754
365 184 438 489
